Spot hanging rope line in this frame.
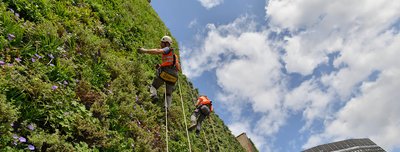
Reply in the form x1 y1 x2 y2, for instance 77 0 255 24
202 130 210 152
177 79 192 152
209 117 217 136
164 84 169 152
209 116 220 150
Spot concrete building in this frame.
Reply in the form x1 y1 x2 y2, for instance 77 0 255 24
303 138 386 152
236 133 258 152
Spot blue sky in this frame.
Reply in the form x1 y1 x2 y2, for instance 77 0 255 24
151 0 400 152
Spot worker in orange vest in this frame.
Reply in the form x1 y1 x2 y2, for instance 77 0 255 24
189 95 213 136
137 36 180 109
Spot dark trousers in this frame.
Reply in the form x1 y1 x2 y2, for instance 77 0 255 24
191 105 211 132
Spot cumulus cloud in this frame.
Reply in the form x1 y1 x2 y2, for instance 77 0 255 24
182 0 400 151
304 68 400 151
197 0 224 9
284 79 335 131
182 16 286 151
266 0 400 150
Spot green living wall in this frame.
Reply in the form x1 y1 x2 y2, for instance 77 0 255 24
0 0 246 151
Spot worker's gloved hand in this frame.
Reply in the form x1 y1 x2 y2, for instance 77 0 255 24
137 47 146 53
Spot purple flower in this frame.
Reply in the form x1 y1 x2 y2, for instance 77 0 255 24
12 134 18 139
7 34 16 41
7 63 13 67
63 81 68 85
48 54 54 59
15 58 21 62
136 96 139 102
28 144 35 150
19 137 26 143
35 54 42 59
31 58 36 62
52 85 58 90
13 141 17 145
15 13 19 18
0 61 5 65
28 124 35 130
9 8 15 13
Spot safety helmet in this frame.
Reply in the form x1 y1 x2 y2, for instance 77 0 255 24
161 36 173 44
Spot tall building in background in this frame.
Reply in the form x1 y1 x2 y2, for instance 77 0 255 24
236 133 259 152
303 138 386 152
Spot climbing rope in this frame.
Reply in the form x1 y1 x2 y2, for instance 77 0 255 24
164 85 169 152
209 117 217 136
209 116 220 150
202 130 210 152
177 79 192 152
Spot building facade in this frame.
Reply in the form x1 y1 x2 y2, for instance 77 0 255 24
236 133 258 152
303 138 386 152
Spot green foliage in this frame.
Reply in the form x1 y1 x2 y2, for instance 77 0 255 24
0 0 246 151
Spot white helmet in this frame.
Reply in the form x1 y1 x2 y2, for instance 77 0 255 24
161 36 173 44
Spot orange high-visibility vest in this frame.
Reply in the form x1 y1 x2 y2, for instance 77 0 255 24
160 50 174 67
197 96 213 112
160 49 181 71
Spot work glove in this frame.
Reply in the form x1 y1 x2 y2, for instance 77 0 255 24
137 47 146 53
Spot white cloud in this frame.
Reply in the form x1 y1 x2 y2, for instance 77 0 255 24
284 79 335 131
182 15 286 152
197 0 224 9
268 0 400 76
182 0 400 151
181 16 259 78
188 19 198 28
265 0 400 151
304 68 400 151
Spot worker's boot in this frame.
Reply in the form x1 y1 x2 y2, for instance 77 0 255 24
188 115 197 131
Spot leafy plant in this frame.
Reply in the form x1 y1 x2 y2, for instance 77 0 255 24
0 0 246 151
